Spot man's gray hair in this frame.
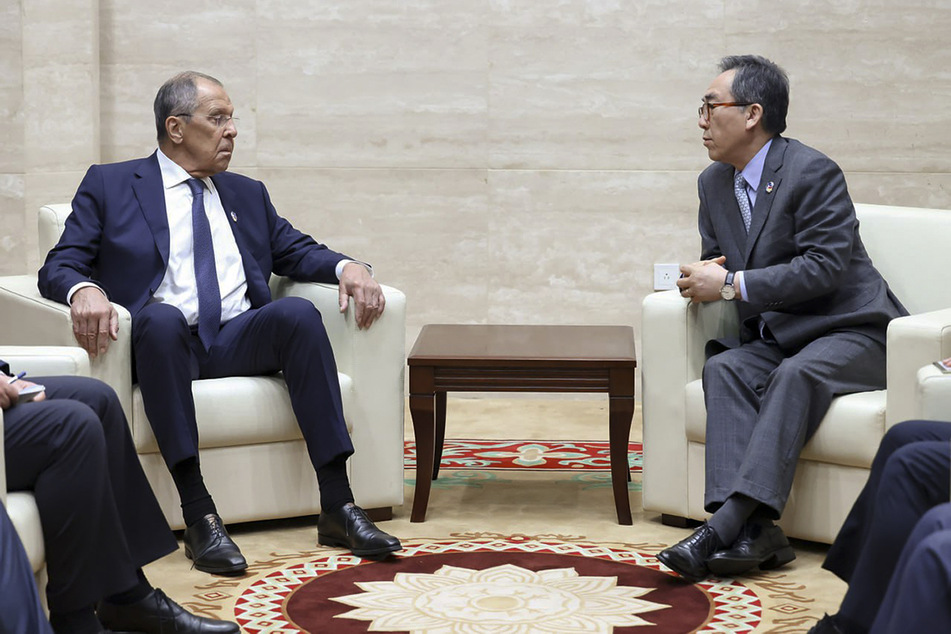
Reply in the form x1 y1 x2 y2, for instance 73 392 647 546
153 71 223 142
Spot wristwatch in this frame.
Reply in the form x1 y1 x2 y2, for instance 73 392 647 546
720 271 736 301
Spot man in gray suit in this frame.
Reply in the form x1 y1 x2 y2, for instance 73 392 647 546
657 55 907 583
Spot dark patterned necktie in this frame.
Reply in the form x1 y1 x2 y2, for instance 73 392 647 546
186 178 221 350
734 172 752 233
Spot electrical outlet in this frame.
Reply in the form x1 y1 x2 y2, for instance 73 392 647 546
653 263 680 291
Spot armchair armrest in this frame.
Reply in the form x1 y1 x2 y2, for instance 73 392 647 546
641 290 738 515
0 346 91 378
915 363 951 423
0 275 134 419
885 308 951 427
269 278 406 508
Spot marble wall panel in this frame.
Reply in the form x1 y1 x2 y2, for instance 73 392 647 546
0 1 24 175
845 171 951 210
254 0 487 168
722 0 951 173
487 0 723 172
98 0 258 164
254 166 490 349
0 174 27 275
486 169 700 357
21 0 100 171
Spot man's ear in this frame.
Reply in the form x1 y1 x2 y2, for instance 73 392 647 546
165 116 185 144
745 104 764 131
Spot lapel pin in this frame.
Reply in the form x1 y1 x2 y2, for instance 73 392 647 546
765 181 775 194
230 210 238 222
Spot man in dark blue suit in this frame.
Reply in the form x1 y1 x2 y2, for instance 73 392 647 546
37 71 401 575
2 364 238 633
809 420 951 633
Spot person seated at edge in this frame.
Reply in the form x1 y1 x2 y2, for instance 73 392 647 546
1 363 238 633
809 419 951 633
37 70 402 576
658 55 906 583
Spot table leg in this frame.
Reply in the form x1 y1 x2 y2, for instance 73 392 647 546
432 391 447 480
609 394 635 525
409 391 436 522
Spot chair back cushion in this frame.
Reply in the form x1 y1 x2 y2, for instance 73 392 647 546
38 204 72 260
855 203 951 315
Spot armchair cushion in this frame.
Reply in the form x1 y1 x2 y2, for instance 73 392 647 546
129 374 353 453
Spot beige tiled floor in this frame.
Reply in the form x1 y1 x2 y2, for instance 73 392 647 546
144 396 847 632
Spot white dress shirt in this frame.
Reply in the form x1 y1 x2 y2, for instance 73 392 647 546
153 149 250 325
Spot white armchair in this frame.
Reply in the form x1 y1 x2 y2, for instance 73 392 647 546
1 345 91 606
642 203 951 544
0 205 405 529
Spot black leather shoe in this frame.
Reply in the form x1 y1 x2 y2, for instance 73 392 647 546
183 514 247 575
707 521 795 576
318 502 403 558
808 613 846 634
98 588 239 633
657 522 723 583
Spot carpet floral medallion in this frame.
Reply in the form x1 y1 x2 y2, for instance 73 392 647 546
179 532 816 633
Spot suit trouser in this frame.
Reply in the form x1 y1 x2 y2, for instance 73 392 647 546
131 297 354 473
0 502 52 634
822 420 951 632
870 502 951 634
702 330 887 517
3 376 177 612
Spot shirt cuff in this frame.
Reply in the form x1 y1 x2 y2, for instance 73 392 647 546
67 282 107 305
735 271 748 302
335 259 373 280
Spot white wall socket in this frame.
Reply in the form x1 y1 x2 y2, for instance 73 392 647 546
653 263 680 291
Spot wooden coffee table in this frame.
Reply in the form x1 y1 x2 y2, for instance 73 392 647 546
407 324 637 524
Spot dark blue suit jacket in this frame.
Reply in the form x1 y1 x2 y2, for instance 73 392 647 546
38 152 347 314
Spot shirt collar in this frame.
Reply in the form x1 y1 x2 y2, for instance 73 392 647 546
738 138 773 193
156 147 210 191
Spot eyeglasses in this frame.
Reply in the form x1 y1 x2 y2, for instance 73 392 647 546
698 102 752 121
172 113 239 128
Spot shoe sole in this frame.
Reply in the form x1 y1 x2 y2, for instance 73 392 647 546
317 535 403 558
656 549 708 584
184 546 248 575
707 545 796 577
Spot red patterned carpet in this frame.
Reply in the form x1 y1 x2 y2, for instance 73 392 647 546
227 535 770 633
164 438 825 633
404 439 643 473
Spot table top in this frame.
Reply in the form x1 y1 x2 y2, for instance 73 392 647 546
408 324 636 367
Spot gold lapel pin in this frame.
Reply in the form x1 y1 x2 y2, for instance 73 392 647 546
230 211 238 222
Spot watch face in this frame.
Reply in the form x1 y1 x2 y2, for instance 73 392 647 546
720 284 736 301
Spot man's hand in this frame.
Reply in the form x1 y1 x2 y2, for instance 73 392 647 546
71 287 119 358
676 255 728 304
0 378 46 410
338 262 385 329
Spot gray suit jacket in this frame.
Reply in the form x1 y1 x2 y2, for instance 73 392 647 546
698 136 907 351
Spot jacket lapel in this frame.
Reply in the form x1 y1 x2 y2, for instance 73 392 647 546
743 137 786 264
212 175 272 306
132 152 170 269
